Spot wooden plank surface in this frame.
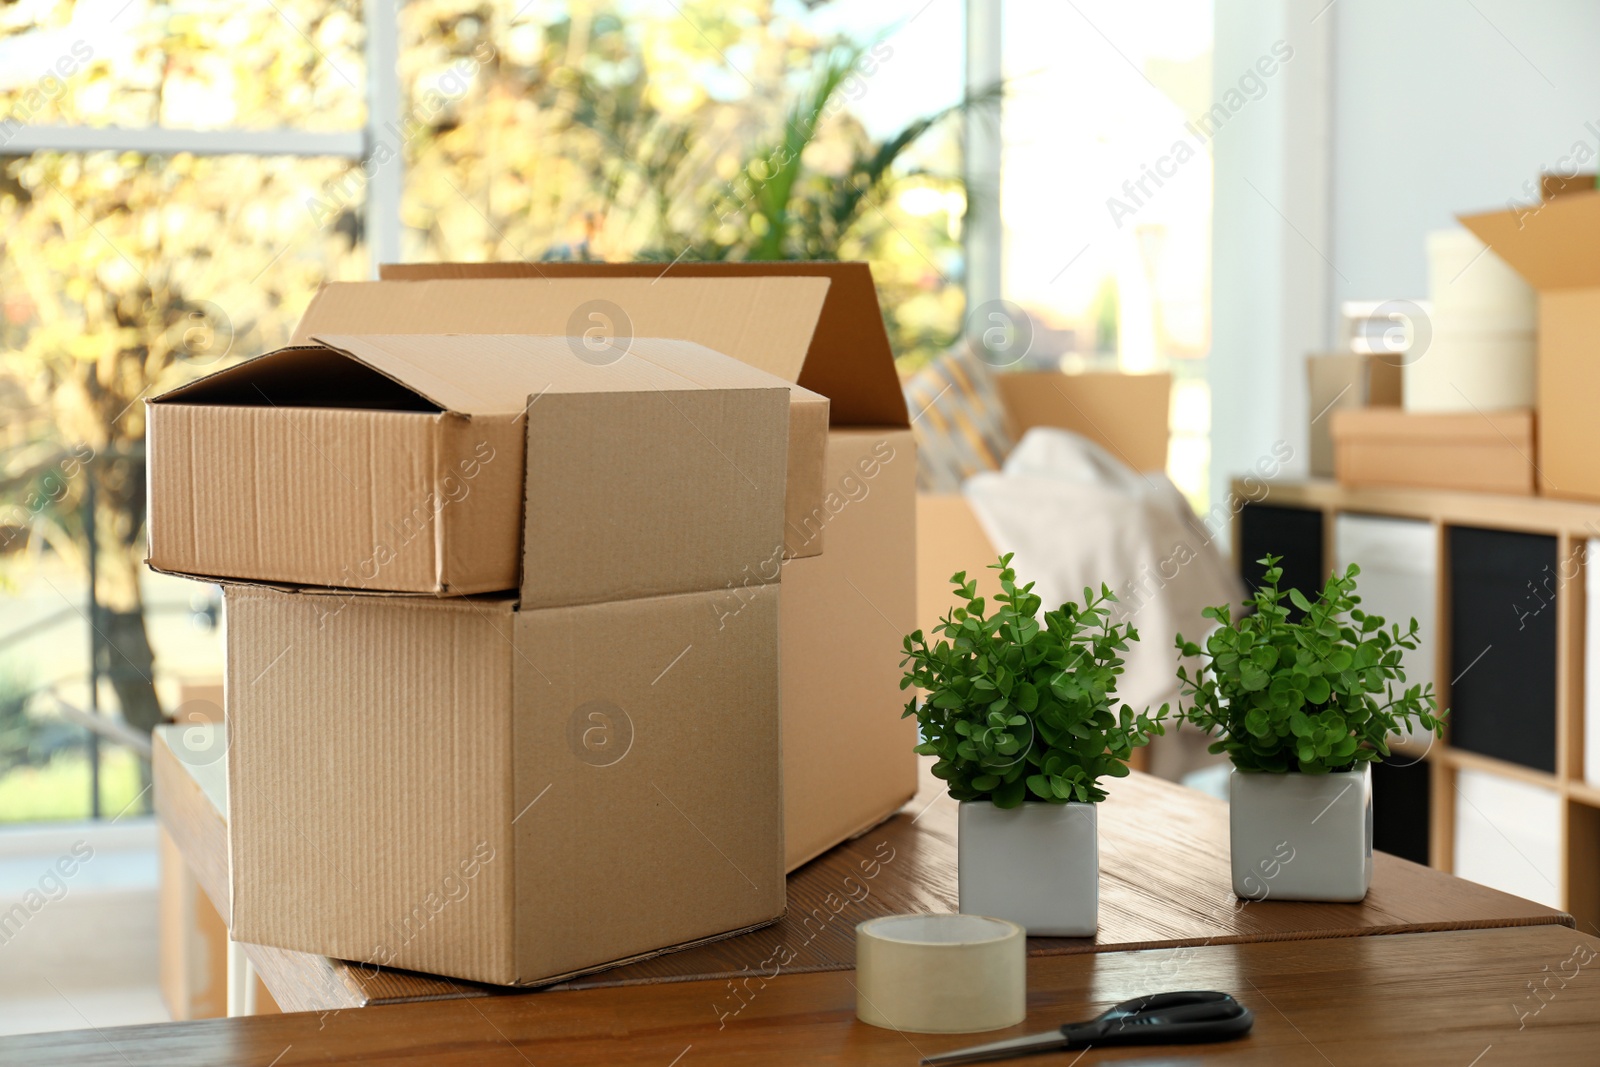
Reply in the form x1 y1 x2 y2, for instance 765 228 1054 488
1248 477 1600 537
154 727 1574 1012
10 924 1598 1064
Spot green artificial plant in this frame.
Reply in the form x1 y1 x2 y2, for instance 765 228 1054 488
900 555 1167 807
1175 555 1446 774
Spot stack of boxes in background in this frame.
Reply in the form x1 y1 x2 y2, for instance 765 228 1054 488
143 265 919 986
1311 177 1600 499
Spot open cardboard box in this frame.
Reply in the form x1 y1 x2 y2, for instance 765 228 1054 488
292 262 920 872
150 333 800 985
915 371 1172 637
148 333 829 594
1461 193 1600 500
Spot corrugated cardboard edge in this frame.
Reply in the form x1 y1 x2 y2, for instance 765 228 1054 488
148 565 515 599
526 915 781 989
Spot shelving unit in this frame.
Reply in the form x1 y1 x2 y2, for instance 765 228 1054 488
1235 479 1600 933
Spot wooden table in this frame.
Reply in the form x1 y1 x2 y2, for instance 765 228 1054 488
152 725 1572 1012
10 924 1598 1064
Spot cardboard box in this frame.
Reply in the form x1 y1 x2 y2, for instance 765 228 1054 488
1461 194 1600 499
292 263 921 870
292 275 840 559
225 583 785 986
148 334 812 596
779 428 918 868
1329 407 1535 495
1307 353 1403 478
209 329 801 983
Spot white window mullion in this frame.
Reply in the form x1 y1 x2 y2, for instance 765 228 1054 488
363 0 403 272
0 125 364 158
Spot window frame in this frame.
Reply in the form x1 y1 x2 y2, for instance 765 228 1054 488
3 0 403 272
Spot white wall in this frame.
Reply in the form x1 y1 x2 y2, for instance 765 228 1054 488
1209 0 1332 509
1211 0 1600 512
1330 0 1600 303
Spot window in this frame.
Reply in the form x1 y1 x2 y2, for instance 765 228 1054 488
0 0 968 822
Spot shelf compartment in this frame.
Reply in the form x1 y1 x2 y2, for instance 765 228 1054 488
1447 525 1558 773
1237 503 1325 614
1453 768 1562 909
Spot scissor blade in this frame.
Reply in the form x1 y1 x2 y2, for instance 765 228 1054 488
919 1029 1069 1066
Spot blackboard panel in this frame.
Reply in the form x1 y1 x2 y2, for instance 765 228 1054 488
1371 758 1431 866
1448 525 1558 773
1238 504 1325 617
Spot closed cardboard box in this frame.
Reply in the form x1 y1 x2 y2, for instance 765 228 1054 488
225 584 785 986
295 264 920 870
1306 353 1403 478
1461 194 1600 500
1329 407 1535 496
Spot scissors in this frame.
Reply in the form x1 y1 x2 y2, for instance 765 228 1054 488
919 990 1254 1065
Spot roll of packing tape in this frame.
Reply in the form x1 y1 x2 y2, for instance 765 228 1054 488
855 913 1026 1034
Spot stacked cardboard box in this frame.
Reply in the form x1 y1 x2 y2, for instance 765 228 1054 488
1306 351 1402 479
148 331 828 985
1461 194 1600 501
294 263 921 871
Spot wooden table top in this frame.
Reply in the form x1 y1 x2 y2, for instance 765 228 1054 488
10 924 1597 1064
152 726 1573 1013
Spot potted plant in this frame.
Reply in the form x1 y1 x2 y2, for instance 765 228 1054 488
1175 555 1445 903
901 555 1166 936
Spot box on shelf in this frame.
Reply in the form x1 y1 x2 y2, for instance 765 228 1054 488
1328 408 1536 495
1306 352 1402 478
200 335 800 986
147 333 825 594
296 263 920 871
1461 193 1600 500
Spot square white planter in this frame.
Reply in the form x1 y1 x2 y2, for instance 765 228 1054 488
1229 766 1373 903
958 801 1097 936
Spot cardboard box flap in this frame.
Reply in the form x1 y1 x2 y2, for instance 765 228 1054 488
150 345 439 412
1459 195 1600 291
308 333 756 415
155 334 770 418
368 262 910 428
294 275 828 396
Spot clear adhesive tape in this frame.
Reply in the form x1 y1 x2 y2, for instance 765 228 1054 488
855 913 1027 1034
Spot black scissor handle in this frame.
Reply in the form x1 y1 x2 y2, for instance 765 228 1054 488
1066 990 1255 1047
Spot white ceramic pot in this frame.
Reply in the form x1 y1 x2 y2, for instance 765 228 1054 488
1229 765 1373 903
957 800 1097 936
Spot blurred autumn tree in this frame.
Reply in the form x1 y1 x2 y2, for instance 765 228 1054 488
0 0 368 740
0 0 969 750
402 0 975 364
